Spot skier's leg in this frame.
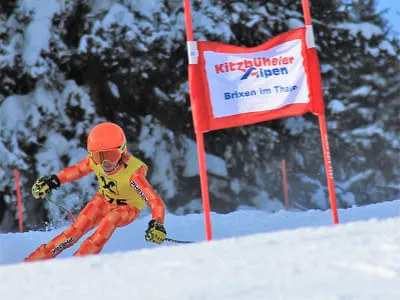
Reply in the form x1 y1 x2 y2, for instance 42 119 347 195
24 193 110 262
73 205 140 256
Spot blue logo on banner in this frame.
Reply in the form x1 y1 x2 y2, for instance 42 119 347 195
240 67 289 80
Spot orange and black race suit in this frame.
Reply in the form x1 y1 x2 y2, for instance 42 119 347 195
58 155 165 222
24 154 165 262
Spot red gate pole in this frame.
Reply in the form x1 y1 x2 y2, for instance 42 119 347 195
196 133 213 240
14 169 24 232
318 114 339 224
301 0 339 224
281 160 289 210
183 0 213 240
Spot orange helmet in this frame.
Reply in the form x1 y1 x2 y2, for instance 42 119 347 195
87 122 127 164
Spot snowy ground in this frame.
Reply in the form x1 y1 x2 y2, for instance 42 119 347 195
1 200 400 299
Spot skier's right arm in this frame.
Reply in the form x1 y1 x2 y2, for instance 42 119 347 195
56 156 92 184
32 156 93 199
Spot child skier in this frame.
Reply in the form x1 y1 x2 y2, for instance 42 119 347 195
25 122 166 262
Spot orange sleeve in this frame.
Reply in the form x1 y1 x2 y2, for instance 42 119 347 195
129 166 165 223
57 156 93 184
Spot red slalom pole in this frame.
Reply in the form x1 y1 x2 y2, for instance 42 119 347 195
14 169 24 232
302 0 339 224
281 160 289 210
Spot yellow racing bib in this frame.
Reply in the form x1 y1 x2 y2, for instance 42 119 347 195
90 155 148 209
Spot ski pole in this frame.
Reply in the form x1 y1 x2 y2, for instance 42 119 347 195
46 198 75 221
165 237 195 244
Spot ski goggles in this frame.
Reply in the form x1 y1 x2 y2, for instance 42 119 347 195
89 149 122 165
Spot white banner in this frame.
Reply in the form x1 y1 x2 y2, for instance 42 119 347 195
203 39 310 118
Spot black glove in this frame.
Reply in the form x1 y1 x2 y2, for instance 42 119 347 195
145 219 166 244
32 175 61 199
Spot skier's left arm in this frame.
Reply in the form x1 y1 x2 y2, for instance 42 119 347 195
129 165 165 222
129 166 166 244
